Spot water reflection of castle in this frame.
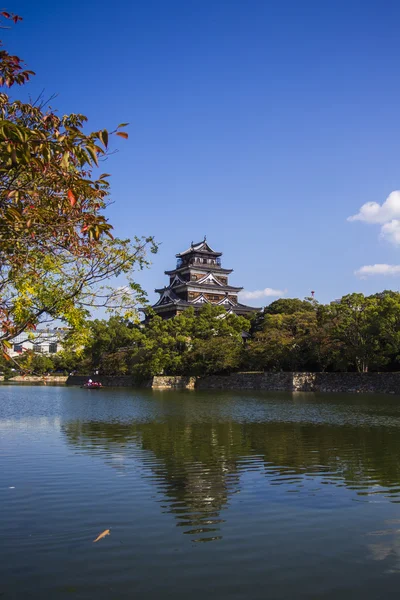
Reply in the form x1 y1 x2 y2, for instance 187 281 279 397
62 417 400 542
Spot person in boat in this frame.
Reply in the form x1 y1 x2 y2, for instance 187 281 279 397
85 379 102 388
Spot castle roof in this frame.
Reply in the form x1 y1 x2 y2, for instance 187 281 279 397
176 239 222 258
165 265 233 276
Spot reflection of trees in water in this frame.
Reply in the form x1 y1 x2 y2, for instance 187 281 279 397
62 420 242 537
62 419 400 540
243 423 400 491
137 422 244 514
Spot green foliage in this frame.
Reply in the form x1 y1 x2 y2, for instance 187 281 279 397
51 350 81 374
78 306 250 378
84 317 139 369
0 13 157 361
14 351 54 375
325 293 400 372
247 292 400 373
246 310 319 371
14 293 400 379
65 292 400 377
5 347 81 376
0 349 13 378
188 336 243 375
264 297 316 316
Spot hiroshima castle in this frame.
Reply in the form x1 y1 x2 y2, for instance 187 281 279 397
149 238 259 320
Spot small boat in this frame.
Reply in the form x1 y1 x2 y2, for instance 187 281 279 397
82 381 103 389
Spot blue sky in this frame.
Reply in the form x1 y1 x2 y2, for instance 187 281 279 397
9 0 400 306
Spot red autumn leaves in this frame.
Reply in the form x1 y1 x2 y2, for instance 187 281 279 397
67 189 76 207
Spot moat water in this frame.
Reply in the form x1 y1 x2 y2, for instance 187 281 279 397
2 385 400 599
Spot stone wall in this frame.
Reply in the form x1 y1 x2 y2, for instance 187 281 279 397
8 375 68 384
197 372 400 394
304 372 400 394
67 375 195 389
152 376 196 390
64 372 400 395
196 372 292 391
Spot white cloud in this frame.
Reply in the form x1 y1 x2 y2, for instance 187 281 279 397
348 191 400 246
348 191 400 224
380 220 400 245
239 288 285 300
355 264 400 278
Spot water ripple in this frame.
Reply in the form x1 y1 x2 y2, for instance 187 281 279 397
2 387 400 598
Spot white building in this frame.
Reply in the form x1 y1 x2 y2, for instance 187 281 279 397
9 328 68 357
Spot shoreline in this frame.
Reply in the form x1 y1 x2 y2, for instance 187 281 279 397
50 372 400 395
3 372 400 395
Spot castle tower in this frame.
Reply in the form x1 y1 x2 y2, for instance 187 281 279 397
149 238 260 319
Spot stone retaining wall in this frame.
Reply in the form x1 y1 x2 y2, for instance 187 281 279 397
303 372 400 394
197 372 400 394
64 372 400 395
196 372 292 391
152 376 196 390
67 375 195 389
8 375 68 384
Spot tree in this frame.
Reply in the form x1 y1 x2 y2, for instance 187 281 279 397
0 12 156 361
372 292 400 365
188 336 243 375
311 304 343 372
251 297 317 335
84 317 138 369
79 306 250 379
52 292 400 376
185 304 249 375
14 350 54 375
51 349 82 374
264 297 316 316
127 311 193 379
328 292 400 372
246 300 320 371
326 294 385 372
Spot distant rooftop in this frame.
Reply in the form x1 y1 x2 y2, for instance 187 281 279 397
11 328 70 344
